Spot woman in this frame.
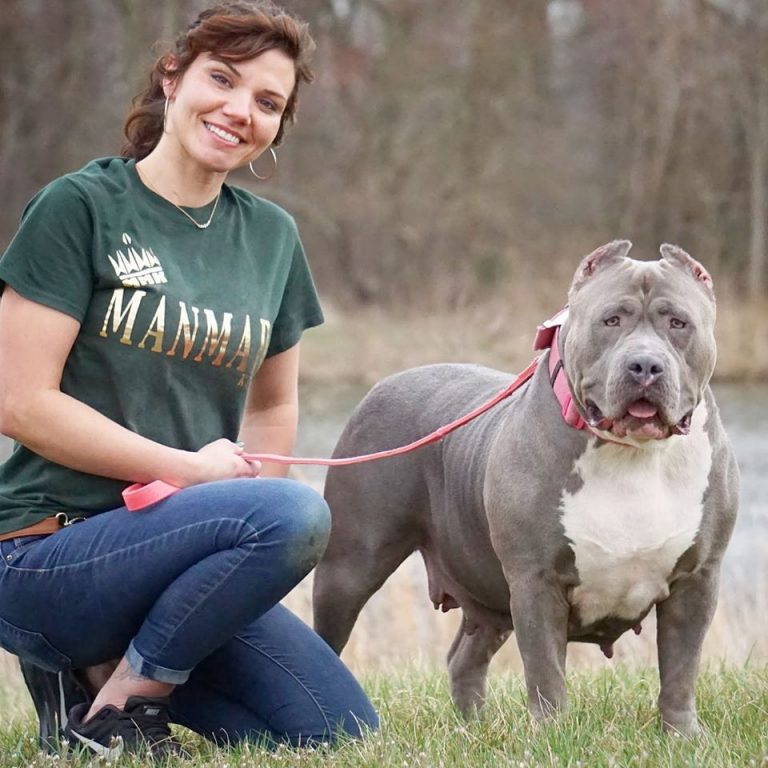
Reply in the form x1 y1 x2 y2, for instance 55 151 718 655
0 1 377 758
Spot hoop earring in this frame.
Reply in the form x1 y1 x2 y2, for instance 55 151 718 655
163 98 169 133
249 147 277 181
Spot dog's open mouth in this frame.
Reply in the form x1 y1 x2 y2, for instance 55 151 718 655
613 399 668 439
585 399 693 441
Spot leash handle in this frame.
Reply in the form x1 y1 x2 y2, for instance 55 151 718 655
122 358 541 511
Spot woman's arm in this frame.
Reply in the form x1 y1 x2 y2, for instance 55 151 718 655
0 287 255 487
238 343 301 478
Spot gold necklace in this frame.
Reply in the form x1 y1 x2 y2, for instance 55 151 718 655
169 192 221 230
138 166 222 230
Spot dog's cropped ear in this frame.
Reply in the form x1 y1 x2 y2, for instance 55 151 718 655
571 240 632 291
659 244 714 297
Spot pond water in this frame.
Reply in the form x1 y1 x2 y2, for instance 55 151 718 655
707 384 768 590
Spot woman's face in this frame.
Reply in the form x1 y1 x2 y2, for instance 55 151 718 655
164 49 296 174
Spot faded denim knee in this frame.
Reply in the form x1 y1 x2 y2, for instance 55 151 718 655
247 479 331 579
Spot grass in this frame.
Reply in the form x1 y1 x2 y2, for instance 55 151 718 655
0 664 765 767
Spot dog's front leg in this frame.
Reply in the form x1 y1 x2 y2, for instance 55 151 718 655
655 565 720 736
508 574 570 721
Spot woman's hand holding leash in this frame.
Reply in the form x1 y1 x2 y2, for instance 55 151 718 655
191 438 263 483
124 439 263 511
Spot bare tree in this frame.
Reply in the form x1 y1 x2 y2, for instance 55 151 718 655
1 0 765 304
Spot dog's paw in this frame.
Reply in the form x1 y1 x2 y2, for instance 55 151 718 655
661 713 702 738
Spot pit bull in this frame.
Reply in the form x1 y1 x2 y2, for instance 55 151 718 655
312 240 739 734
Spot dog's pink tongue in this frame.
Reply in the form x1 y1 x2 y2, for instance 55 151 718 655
627 400 658 419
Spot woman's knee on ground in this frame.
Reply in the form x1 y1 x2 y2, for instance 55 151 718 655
245 479 331 575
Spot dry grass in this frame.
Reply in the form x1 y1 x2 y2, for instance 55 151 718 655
301 289 768 388
300 271 568 389
712 292 768 381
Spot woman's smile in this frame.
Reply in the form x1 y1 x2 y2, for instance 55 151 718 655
204 122 243 146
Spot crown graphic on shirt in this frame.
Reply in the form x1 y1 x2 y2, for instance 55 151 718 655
107 233 168 287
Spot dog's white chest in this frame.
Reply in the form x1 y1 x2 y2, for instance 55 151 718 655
559 404 712 627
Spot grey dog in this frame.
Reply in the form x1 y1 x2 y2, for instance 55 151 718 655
312 240 739 734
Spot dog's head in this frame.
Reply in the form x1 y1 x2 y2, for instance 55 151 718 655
561 240 716 443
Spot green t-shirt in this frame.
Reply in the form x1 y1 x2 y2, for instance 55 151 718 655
0 157 323 534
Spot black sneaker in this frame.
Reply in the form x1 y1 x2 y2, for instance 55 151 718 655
18 659 91 753
63 695 186 760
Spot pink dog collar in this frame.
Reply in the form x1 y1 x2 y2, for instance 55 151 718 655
533 308 588 430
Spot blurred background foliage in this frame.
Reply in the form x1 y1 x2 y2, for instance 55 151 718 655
2 0 767 374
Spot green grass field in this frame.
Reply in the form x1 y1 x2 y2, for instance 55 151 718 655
0 664 765 767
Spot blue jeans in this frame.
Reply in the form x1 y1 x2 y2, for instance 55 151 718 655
0 478 378 745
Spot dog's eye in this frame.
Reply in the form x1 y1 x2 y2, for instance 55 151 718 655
670 318 687 329
604 316 620 327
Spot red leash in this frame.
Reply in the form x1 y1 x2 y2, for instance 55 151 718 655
122 357 541 511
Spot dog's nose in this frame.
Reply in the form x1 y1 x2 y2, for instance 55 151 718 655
627 355 665 387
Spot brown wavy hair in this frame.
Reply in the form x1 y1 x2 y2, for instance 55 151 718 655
122 1 315 160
